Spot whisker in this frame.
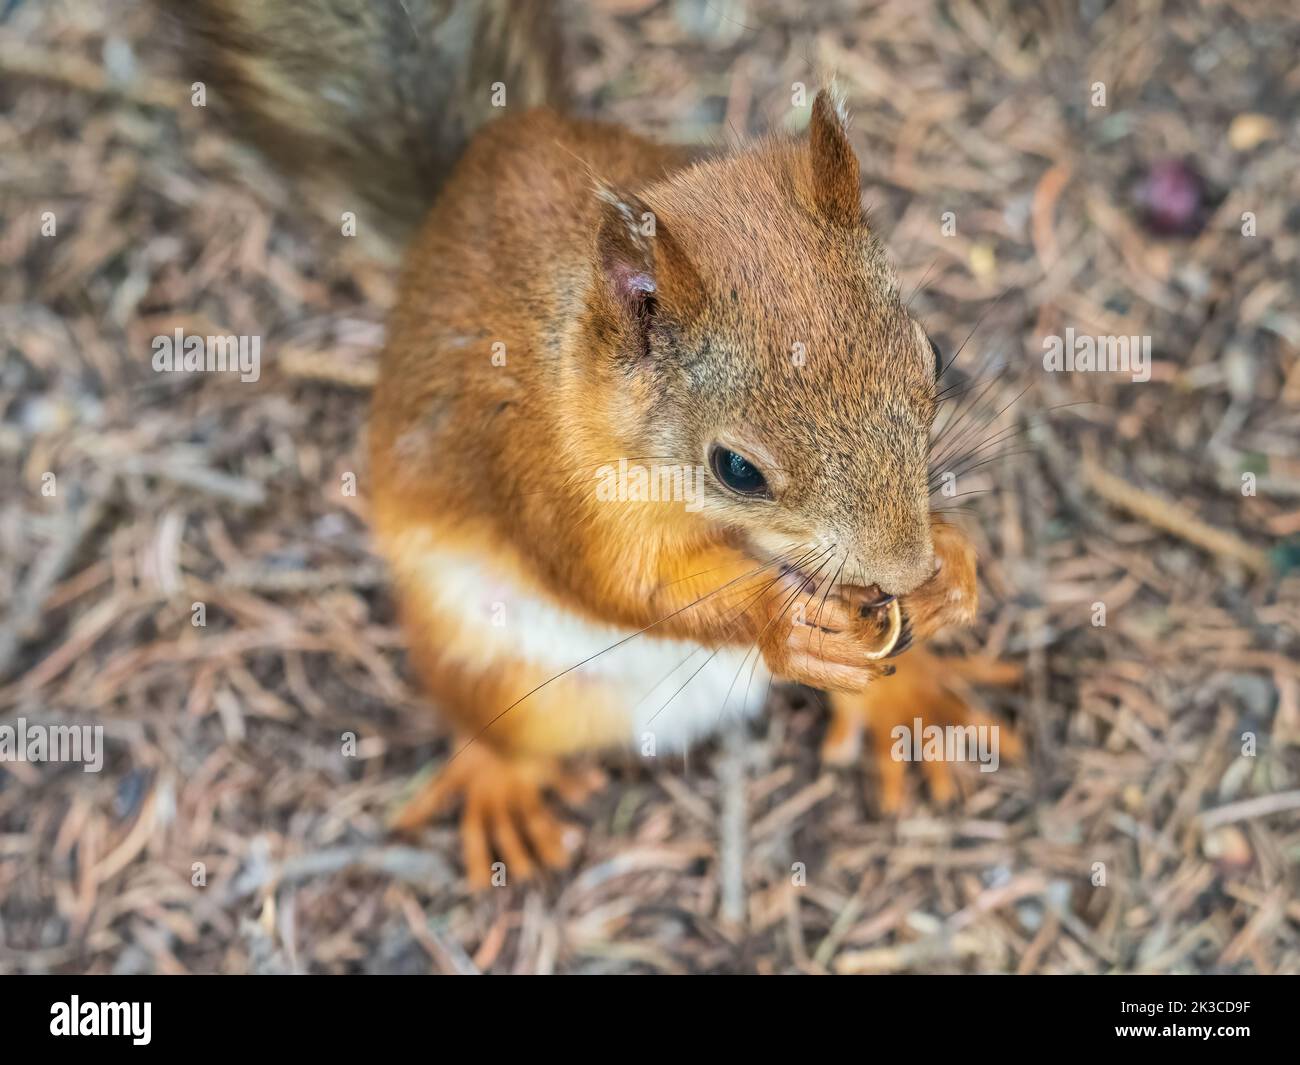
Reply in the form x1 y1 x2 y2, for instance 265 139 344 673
929 373 1018 469
928 400 1088 491
937 287 1010 383
442 547 810 765
930 381 1031 475
738 551 836 721
933 449 1035 489
906 258 939 311
932 367 1011 407
647 545 835 728
631 559 800 715
711 547 837 722
815 552 847 660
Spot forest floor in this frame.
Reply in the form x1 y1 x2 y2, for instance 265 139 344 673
1 0 1297 973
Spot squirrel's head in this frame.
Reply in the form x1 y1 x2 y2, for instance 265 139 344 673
580 90 941 596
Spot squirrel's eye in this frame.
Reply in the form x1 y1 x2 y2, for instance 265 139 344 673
709 446 769 498
929 336 944 381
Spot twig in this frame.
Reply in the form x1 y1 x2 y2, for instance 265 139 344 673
217 562 387 592
229 845 453 899
0 39 182 109
1198 790 1300 831
0 494 108 681
280 350 378 390
120 456 266 506
1082 458 1271 574
717 722 748 930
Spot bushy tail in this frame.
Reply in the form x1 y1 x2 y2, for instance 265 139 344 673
169 0 566 255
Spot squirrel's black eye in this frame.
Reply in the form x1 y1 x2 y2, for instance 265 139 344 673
709 446 769 498
929 336 944 381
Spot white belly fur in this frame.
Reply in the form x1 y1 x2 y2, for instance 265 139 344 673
394 533 771 753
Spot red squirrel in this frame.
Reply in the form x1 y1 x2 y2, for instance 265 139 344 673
176 0 1018 886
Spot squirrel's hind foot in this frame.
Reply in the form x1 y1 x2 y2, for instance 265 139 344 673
822 648 1022 813
391 742 605 889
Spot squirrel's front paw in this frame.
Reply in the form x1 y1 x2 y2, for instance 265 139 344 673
894 521 979 642
757 571 901 693
390 742 603 889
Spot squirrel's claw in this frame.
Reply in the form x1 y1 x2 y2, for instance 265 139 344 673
823 647 1022 812
391 743 596 888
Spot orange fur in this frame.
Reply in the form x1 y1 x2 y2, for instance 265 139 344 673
370 97 1005 881
175 7 1018 886
825 649 1024 811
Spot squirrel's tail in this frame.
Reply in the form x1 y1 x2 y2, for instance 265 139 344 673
169 0 567 257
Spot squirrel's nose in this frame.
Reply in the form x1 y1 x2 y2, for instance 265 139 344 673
846 534 935 597
865 554 935 597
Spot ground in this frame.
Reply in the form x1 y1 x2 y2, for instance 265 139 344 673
1 0 1297 974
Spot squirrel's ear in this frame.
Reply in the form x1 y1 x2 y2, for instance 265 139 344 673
809 89 862 227
595 187 659 329
593 186 701 355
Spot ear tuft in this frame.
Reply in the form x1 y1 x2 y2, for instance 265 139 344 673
591 184 704 360
809 88 862 228
594 185 658 321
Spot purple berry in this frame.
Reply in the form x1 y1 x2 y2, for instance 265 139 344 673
1135 159 1206 236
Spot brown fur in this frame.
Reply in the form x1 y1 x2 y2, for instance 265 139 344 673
166 0 1007 880
369 96 984 756
367 95 997 879
168 0 566 257
372 98 944 645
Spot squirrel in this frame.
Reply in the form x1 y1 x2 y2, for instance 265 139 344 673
173 0 1019 886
